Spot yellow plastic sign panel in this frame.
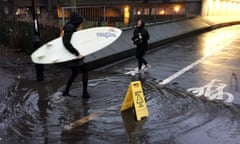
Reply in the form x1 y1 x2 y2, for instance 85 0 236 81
121 81 149 121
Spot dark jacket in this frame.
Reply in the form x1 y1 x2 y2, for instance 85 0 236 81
62 13 84 67
63 23 79 56
132 23 150 46
132 21 150 59
62 13 83 56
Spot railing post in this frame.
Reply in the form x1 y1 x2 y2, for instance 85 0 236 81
103 5 106 25
32 0 44 82
62 7 65 26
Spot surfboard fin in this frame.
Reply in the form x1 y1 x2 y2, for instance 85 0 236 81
46 43 53 47
53 59 59 63
37 55 45 59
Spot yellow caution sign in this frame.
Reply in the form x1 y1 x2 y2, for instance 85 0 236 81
121 81 149 121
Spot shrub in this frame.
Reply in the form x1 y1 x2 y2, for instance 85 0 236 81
0 16 59 54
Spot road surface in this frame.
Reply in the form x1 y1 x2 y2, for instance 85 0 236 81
1 25 240 144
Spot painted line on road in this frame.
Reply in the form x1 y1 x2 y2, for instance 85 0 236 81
187 79 234 103
159 37 238 86
64 113 100 130
64 105 117 130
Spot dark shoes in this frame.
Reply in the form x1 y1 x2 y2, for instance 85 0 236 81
82 92 91 99
62 91 90 99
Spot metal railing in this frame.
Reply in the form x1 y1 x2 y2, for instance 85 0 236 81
60 5 187 28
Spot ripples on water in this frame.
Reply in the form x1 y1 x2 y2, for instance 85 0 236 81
1 72 240 144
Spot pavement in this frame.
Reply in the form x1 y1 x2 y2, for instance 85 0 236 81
85 16 240 70
106 25 240 143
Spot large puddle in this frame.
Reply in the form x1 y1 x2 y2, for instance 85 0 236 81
1 71 237 144
2 25 240 143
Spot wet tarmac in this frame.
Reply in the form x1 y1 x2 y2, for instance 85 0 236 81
1 25 240 144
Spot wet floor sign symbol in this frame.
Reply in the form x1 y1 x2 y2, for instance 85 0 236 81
121 81 149 121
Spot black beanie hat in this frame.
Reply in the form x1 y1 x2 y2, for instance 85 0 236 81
70 12 84 27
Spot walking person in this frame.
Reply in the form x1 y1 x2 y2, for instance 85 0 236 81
131 18 151 73
62 12 90 98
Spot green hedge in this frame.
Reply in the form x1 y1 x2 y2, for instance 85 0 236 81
0 17 59 54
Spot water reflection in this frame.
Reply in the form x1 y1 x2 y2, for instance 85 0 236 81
61 100 90 144
1 72 237 143
2 25 240 143
122 109 148 144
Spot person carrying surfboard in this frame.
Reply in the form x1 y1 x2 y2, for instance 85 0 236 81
62 12 90 98
131 18 151 73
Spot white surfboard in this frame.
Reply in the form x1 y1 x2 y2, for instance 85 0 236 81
31 27 122 64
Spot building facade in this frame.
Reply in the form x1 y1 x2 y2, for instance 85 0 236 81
202 0 240 16
0 0 202 27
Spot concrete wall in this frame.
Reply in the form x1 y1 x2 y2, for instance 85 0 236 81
84 16 240 70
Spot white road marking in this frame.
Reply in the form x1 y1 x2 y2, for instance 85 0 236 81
124 65 151 76
124 67 138 76
125 70 138 76
187 79 234 103
125 67 138 71
159 37 238 86
64 105 117 130
64 113 100 130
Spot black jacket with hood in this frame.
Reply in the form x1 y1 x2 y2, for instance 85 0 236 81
62 13 83 56
132 20 150 46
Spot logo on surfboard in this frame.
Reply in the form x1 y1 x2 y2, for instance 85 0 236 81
96 30 117 38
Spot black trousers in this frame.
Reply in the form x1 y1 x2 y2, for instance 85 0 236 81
64 62 88 95
136 45 147 70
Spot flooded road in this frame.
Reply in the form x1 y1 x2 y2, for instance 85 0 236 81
1 25 240 144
